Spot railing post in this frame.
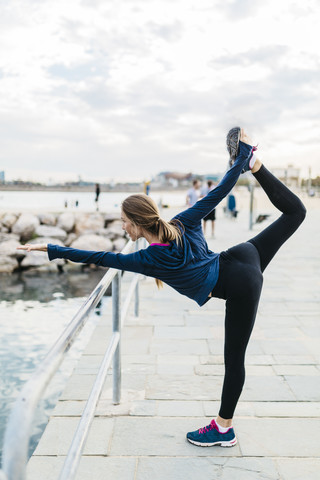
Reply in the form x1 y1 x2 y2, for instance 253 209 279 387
134 239 141 317
249 183 255 230
134 280 139 317
112 272 121 404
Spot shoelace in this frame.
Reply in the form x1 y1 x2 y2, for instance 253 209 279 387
198 419 218 434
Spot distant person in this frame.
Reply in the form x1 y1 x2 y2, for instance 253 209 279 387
186 179 201 207
95 183 100 211
18 128 306 450
144 181 151 196
227 192 237 218
201 180 216 237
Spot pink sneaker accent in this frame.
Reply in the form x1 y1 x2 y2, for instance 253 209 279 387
249 145 258 170
198 419 232 434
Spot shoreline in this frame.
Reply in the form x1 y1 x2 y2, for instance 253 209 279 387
0 185 187 193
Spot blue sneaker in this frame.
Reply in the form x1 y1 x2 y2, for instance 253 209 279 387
186 419 237 447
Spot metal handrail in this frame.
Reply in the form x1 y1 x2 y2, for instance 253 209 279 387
0 239 141 480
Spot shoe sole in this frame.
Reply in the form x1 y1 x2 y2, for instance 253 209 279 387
228 127 241 166
187 437 237 448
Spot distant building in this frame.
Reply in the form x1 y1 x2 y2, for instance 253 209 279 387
270 165 300 187
152 171 224 188
0 171 5 184
153 171 194 188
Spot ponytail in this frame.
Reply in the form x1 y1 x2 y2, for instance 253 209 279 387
157 217 183 245
155 218 183 289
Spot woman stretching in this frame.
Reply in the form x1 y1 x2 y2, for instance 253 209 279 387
18 128 306 448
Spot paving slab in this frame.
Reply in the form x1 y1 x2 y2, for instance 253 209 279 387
157 363 194 375
273 354 317 365
253 401 320 417
238 376 296 402
273 364 319 375
136 457 225 480
276 458 320 480
146 374 223 400
154 325 213 339
283 375 320 401
52 397 144 417
157 400 204 417
157 354 199 365
195 364 225 375
33 417 114 456
236 417 320 457
61 373 146 400
28 456 136 480
199 354 225 364
258 339 311 355
150 338 209 355
129 399 157 416
219 457 280 480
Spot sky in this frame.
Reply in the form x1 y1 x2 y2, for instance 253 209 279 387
0 0 320 183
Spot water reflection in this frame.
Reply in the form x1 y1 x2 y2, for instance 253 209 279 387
0 267 110 303
0 268 109 460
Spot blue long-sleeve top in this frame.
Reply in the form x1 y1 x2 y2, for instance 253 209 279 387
48 141 252 306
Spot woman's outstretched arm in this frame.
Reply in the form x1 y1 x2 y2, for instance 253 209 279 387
17 243 151 275
173 140 253 227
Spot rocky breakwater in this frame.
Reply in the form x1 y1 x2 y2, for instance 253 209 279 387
0 212 127 273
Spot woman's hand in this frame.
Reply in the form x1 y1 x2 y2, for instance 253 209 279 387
16 243 48 252
240 128 253 146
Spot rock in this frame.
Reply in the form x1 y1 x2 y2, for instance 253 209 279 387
70 234 113 253
1 213 19 229
20 250 50 268
75 213 104 235
57 212 75 233
20 237 65 269
0 233 20 243
113 237 127 252
38 213 56 226
104 212 121 226
29 236 64 247
35 225 68 241
103 223 125 240
65 233 78 247
109 220 123 228
0 239 26 258
96 228 110 237
12 213 40 241
0 256 18 273
0 226 9 233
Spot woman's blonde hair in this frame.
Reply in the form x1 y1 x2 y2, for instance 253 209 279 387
121 194 183 288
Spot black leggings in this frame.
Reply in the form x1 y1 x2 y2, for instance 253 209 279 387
211 165 306 419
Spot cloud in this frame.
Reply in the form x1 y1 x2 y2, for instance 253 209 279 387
48 61 109 82
146 20 184 42
212 45 290 68
0 0 320 181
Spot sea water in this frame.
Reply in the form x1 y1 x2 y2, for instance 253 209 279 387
0 190 186 212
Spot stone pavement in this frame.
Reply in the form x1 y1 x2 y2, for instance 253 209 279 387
27 196 320 480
